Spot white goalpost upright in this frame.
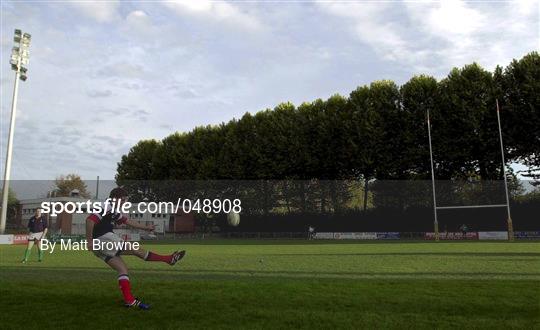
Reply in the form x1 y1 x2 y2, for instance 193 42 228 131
426 100 514 241
496 99 514 240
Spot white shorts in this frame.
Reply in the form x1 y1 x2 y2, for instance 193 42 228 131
28 232 44 241
92 232 125 262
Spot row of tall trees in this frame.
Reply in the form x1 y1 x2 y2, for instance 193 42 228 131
116 53 539 212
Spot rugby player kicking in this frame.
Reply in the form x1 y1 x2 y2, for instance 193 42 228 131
86 187 185 310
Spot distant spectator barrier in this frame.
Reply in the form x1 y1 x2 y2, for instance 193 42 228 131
478 231 508 240
352 232 378 240
305 231 540 240
0 235 14 244
336 232 378 240
514 231 540 239
13 234 28 244
377 232 400 240
425 232 478 240
315 232 395 240
314 232 334 239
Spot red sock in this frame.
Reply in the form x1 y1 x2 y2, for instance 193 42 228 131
118 274 135 304
145 251 172 264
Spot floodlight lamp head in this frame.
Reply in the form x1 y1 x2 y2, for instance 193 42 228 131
19 67 28 80
22 33 31 45
10 51 19 71
10 29 30 77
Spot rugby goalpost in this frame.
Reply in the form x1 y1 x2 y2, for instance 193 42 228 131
426 100 514 241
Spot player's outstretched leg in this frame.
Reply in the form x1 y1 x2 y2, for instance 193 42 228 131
145 250 186 265
106 256 150 310
125 247 186 266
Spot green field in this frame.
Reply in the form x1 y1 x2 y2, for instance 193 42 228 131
1 240 539 329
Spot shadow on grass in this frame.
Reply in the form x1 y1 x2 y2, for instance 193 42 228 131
4 266 539 281
145 240 540 245
266 252 540 257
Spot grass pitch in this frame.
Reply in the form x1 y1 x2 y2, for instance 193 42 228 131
1 240 539 329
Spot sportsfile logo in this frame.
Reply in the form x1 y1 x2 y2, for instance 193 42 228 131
39 239 140 254
40 198 242 216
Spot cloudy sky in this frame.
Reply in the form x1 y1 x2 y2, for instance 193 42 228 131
1 0 538 180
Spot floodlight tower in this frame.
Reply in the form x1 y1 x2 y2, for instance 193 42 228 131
0 29 31 234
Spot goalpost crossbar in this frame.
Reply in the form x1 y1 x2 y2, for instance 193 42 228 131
436 204 508 210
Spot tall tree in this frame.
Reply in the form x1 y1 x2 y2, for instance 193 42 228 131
116 140 161 182
369 80 406 179
116 52 540 209
400 75 438 178
54 174 90 198
435 63 499 180
500 52 540 181
349 85 377 210
116 139 161 201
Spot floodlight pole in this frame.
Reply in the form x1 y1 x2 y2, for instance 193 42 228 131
1 29 29 234
426 109 439 241
0 54 21 234
496 99 513 241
